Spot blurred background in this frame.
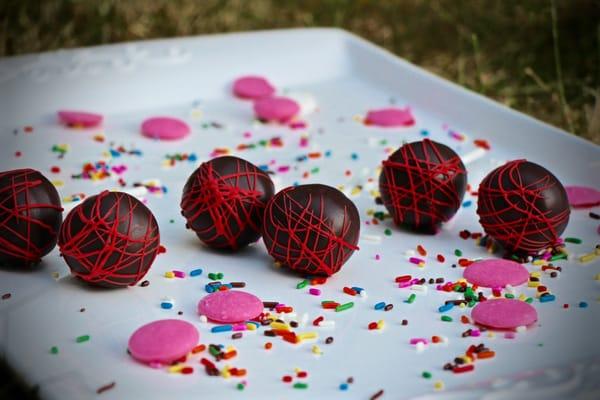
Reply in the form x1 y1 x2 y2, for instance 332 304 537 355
0 0 598 144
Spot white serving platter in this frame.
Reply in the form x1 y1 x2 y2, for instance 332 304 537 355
0 28 599 400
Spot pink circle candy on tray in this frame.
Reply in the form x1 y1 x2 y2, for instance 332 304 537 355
128 319 199 365
253 96 300 123
463 259 529 288
364 107 415 127
141 117 190 140
233 76 275 99
564 186 600 208
198 290 263 323
58 110 103 128
471 299 538 329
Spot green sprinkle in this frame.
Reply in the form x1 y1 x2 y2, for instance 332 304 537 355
293 382 309 389
208 273 217 280
373 211 385 220
550 253 568 261
209 346 220 357
422 371 432 379
406 294 416 304
169 219 174 223
237 383 245 391
384 228 392 236
564 237 582 244
216 272 224 279
454 249 462 257
379 139 388 145
76 335 90 343
335 302 354 312
296 280 309 289
525 297 534 303
311 167 320 174
50 346 59 354
505 293 515 299
467 300 476 307
441 315 453 322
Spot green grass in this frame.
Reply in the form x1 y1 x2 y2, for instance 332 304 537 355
1 0 598 144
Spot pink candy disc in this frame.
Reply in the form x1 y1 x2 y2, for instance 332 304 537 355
463 259 529 288
233 76 275 99
58 110 103 128
253 96 300 123
198 290 263 323
565 185 600 208
128 319 199 365
141 117 190 140
364 107 415 127
471 299 538 329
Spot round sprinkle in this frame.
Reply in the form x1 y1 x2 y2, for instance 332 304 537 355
197 290 263 323
128 319 199 364
463 259 529 288
141 117 190 141
471 299 538 329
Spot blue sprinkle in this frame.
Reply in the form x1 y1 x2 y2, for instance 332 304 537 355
339 383 349 391
374 302 386 310
161 186 168 193
438 303 454 313
579 301 588 308
462 200 472 207
205 284 215 293
160 302 173 310
190 268 203 277
540 294 556 303
351 286 364 293
324 150 332 157
188 153 197 162
420 129 429 136
350 153 359 160
258 164 269 170
109 149 120 157
211 325 233 333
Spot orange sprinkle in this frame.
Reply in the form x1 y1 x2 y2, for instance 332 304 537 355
192 344 206 354
264 342 273 350
417 245 427 256
477 351 496 359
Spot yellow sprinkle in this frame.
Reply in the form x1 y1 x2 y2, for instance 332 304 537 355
532 260 546 266
594 274 600 281
457 278 467 283
352 115 363 122
580 253 597 263
297 332 318 341
294 367 302 373
369 189 380 197
164 271 175 278
595 247 600 256
312 345 322 355
246 323 256 331
529 271 542 278
273 261 282 268
458 302 466 309
270 322 290 331
518 294 527 301
337 184 345 191
351 187 361 196
51 271 60 280
225 345 235 352
168 364 184 373
51 180 64 187
377 320 385 329
434 380 445 391
527 281 540 288
366 209 375 216
487 331 496 338
221 368 231 379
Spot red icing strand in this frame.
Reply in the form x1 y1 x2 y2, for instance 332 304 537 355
181 158 270 250
0 169 63 263
58 191 160 287
262 186 359 276
380 139 466 229
477 160 570 254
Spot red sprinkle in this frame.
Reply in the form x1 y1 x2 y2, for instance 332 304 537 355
343 287 357 296
453 364 475 373
282 375 293 383
50 166 61 174
436 254 445 263
417 245 427 256
313 316 324 326
297 371 308 378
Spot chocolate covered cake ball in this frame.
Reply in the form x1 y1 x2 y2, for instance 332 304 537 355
379 139 467 232
181 156 275 250
262 184 360 276
477 159 570 255
58 191 160 287
0 169 63 266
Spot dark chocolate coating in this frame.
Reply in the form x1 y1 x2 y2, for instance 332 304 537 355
0 168 63 266
58 191 160 288
477 160 570 254
262 184 360 276
379 139 467 232
181 156 275 250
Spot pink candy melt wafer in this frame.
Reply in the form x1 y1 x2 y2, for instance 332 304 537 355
463 259 529 288
141 117 190 140
58 110 103 128
364 108 415 127
253 97 300 123
233 76 275 99
565 186 600 208
471 299 537 329
128 319 199 365
198 290 263 323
